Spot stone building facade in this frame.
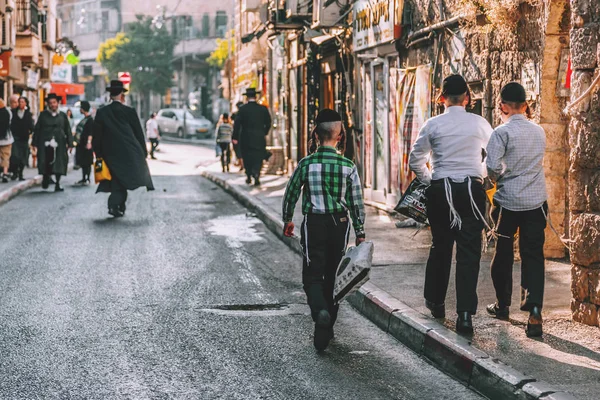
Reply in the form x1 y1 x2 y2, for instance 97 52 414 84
569 0 600 327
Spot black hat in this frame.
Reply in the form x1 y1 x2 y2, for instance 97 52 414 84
45 93 62 102
501 82 527 103
316 109 342 124
442 74 469 96
243 87 258 97
80 101 91 112
106 80 128 95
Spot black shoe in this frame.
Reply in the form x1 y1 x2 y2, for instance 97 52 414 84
1 175 7 183
42 175 50 189
245 177 252 184
425 300 445 318
108 207 124 218
526 306 543 338
76 179 87 185
486 303 510 320
314 310 332 352
254 177 261 186
54 184 64 192
456 312 474 334
18 175 25 181
10 173 17 181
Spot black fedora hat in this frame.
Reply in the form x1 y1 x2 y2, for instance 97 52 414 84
106 79 128 94
243 87 259 97
45 93 62 102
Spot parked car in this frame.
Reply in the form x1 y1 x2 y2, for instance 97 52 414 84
156 108 213 138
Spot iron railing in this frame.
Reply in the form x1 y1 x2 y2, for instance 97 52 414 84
16 0 39 35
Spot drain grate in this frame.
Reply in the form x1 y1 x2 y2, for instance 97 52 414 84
197 303 308 317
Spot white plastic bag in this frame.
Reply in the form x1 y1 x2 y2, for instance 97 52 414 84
333 242 374 304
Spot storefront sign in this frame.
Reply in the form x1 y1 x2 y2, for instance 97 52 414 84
26 69 39 89
353 0 395 51
51 64 73 83
521 61 539 100
0 51 12 77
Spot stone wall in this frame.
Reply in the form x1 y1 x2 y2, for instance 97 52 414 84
569 0 600 326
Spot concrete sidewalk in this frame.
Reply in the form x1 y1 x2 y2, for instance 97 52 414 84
0 166 43 206
201 163 600 400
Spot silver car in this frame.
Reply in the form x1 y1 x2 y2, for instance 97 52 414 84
156 108 213 138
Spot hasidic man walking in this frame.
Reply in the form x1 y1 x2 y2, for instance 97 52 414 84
32 93 73 192
485 82 548 338
409 74 493 334
232 88 271 186
92 80 154 218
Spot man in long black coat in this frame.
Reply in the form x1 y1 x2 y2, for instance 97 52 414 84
92 80 154 217
32 93 73 192
233 88 271 186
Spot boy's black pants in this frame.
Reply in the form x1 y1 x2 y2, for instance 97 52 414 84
300 213 349 326
425 178 486 315
490 202 547 311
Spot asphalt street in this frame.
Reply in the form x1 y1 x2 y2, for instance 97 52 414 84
0 143 483 399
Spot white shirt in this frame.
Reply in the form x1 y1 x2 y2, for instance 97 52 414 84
486 114 547 211
146 118 159 139
409 106 493 184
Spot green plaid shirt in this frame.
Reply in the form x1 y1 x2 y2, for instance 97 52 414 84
282 146 366 237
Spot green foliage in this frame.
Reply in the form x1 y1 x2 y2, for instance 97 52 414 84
207 33 234 68
97 16 177 95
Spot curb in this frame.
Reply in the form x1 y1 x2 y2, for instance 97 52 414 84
0 175 43 207
200 169 578 400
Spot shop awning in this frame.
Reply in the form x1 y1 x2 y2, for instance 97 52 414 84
49 83 85 104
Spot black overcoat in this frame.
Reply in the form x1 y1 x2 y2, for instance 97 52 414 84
232 101 271 165
92 101 154 192
10 108 34 166
75 116 94 168
32 110 72 176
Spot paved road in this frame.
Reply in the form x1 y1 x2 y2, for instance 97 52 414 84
0 143 483 399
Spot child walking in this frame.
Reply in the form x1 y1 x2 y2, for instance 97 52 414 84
215 113 233 172
282 109 366 352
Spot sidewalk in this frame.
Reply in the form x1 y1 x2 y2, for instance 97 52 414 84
0 166 42 206
201 164 600 400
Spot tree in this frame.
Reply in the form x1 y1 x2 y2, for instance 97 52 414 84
98 16 177 98
207 34 234 69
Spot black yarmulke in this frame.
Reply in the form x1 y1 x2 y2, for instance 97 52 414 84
442 74 468 96
316 109 342 124
501 82 527 103
80 101 91 112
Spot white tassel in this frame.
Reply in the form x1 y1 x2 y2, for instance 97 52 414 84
444 178 462 230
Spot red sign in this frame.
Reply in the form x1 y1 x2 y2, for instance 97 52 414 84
118 72 131 85
0 51 11 77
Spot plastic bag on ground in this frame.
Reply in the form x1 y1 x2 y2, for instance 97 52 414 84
333 242 374 304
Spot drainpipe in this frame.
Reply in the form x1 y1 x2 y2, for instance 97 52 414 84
407 14 467 42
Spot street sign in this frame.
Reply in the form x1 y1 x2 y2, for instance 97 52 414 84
118 72 131 85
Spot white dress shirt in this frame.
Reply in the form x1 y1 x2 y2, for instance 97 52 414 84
146 119 159 139
409 106 493 184
486 114 547 211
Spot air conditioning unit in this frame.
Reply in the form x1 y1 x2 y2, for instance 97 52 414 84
286 0 311 20
268 0 304 30
242 0 263 12
312 0 346 29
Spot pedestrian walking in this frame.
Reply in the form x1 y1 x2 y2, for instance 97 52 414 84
215 113 233 172
9 96 34 181
232 88 271 186
485 82 548 338
409 74 493 334
0 98 13 183
146 112 160 160
66 109 75 133
231 101 244 171
32 94 73 192
282 109 366 352
74 101 94 185
92 80 154 218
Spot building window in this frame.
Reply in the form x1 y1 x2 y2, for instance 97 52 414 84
202 13 210 37
16 0 39 35
83 65 93 76
215 11 227 38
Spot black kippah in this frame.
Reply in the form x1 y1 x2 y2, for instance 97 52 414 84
316 109 342 124
501 82 527 103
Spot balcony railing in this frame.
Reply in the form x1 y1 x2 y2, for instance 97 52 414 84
16 0 39 35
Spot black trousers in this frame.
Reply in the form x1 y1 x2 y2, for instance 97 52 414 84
219 143 231 168
108 177 128 210
149 139 159 158
245 159 262 180
490 202 547 311
425 178 486 315
300 213 349 326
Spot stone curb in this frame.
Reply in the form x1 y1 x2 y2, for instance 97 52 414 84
0 175 43 207
200 169 579 400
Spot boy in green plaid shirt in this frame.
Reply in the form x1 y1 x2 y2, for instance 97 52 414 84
282 109 366 352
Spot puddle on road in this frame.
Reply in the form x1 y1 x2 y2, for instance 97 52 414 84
207 214 265 246
197 303 308 317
